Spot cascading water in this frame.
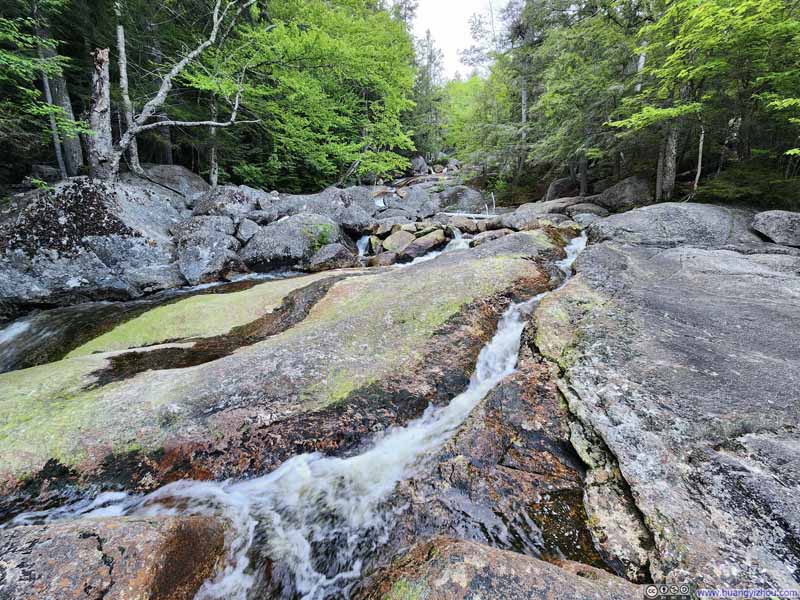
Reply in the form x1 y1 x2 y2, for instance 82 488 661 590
6 233 587 600
405 228 472 266
356 235 370 258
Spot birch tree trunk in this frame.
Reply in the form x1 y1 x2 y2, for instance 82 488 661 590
693 124 705 193
115 2 142 174
89 48 116 179
209 100 219 187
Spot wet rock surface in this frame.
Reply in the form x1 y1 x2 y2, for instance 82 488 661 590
0 516 226 600
0 230 560 518
4 184 799 599
360 537 642 600
540 203 800 587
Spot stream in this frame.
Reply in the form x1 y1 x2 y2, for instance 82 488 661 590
0 271 299 374
4 234 587 600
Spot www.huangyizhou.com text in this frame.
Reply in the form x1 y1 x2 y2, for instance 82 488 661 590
695 590 800 598
645 585 800 599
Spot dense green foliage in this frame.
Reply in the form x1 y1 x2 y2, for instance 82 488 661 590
0 0 416 190
2 0 799 202
438 0 800 202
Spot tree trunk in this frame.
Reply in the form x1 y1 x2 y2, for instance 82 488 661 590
35 21 84 177
655 135 665 201
160 122 174 164
116 3 142 174
520 79 528 126
209 100 219 187
38 60 67 180
51 75 84 176
148 24 174 165
693 124 705 193
662 121 679 200
634 41 647 93
579 153 589 196
89 48 117 179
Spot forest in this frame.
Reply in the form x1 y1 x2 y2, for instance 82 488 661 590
3 0 799 204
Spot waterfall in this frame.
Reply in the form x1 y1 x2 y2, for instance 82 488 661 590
7 234 588 600
356 235 370 257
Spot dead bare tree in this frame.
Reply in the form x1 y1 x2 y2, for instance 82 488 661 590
89 0 258 179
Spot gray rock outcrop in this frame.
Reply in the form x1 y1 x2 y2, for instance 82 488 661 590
239 212 344 269
752 210 800 247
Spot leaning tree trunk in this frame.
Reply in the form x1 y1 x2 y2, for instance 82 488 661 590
38 58 67 180
115 4 142 174
50 76 84 176
89 48 116 179
693 124 705 193
35 22 84 176
662 121 679 200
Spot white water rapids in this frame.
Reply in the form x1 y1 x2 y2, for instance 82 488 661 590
7 233 587 600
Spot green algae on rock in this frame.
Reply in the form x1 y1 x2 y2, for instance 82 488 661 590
0 231 562 509
66 271 348 358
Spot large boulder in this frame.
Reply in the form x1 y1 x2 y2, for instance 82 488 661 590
535 223 800 587
410 155 428 176
305 242 358 273
397 229 447 261
386 186 439 218
363 537 641 600
119 164 210 208
544 176 579 201
239 213 344 270
236 218 260 243
268 188 374 235
751 210 800 247
0 516 226 600
177 229 241 285
438 185 486 213
381 229 416 253
588 203 762 248
0 179 184 320
136 164 210 198
192 184 265 218
591 175 652 211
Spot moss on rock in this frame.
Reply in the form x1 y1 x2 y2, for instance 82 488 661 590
67 272 340 357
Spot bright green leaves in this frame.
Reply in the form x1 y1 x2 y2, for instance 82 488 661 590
187 0 415 189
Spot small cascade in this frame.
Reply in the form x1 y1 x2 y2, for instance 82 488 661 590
7 233 588 600
356 235 370 257
406 227 471 266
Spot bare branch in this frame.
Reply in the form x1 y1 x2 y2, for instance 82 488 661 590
115 0 255 154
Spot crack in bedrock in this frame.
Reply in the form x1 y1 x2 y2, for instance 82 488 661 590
555 378 658 584
78 530 115 599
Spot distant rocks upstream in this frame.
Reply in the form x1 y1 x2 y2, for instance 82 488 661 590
1 170 799 599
